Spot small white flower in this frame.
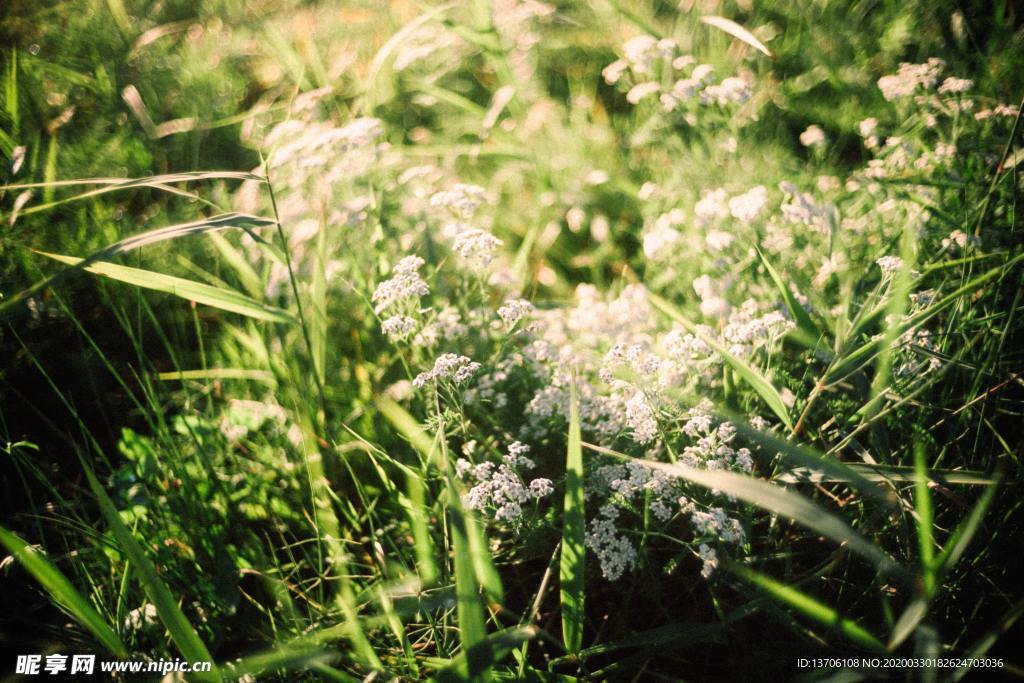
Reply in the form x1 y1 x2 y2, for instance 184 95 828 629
497 298 534 328
799 124 826 148
452 228 503 268
876 255 904 275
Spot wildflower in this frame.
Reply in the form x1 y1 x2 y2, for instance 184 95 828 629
876 255 904 275
452 228 503 268
372 256 429 315
413 353 481 388
626 81 661 104
497 298 534 328
700 77 751 105
877 58 945 100
694 188 729 227
938 77 973 94
625 391 659 444
799 124 826 148
382 315 416 340
586 504 637 580
728 185 768 223
430 183 487 218
698 544 718 579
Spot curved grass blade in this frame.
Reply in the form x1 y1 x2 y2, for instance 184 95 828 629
774 463 996 486
1 212 276 316
728 562 885 652
560 376 586 655
80 464 219 681
755 247 825 351
0 526 128 657
36 252 296 324
934 475 1001 581
0 172 262 219
582 442 908 581
700 15 773 57
649 293 793 430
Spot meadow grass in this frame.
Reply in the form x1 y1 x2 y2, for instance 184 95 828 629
2 1 1023 680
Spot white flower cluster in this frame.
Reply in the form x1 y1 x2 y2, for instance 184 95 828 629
602 35 751 115
372 256 430 315
679 401 754 473
452 228 504 268
877 58 946 100
799 124 826 148
413 353 481 388
586 503 637 581
875 255 904 276
497 298 534 328
459 441 553 522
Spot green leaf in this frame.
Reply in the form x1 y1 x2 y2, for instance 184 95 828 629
0 526 128 657
728 562 886 652
934 475 1001 581
35 252 296 324
649 293 794 430
561 377 586 654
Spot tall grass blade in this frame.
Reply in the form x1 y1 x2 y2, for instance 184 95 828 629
433 626 537 682
35 252 297 323
0 526 128 657
728 562 885 651
561 376 586 654
80 464 219 680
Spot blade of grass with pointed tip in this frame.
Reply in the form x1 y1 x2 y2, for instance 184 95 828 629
701 15 773 57
0 526 128 657
649 293 793 430
35 252 296 324
728 562 885 651
774 464 996 486
888 596 929 650
80 464 219 680
755 247 824 350
561 377 586 654
934 476 1000 581
582 442 907 580
2 212 276 316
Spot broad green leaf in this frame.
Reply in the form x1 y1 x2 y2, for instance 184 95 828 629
0 526 128 657
36 252 296 324
561 377 586 654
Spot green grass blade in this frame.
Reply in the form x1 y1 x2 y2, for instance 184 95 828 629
80 464 219 680
35 252 297 324
649 293 794 430
934 475 1001 580
560 376 586 654
433 626 537 682
728 562 886 652
1 212 275 316
913 442 936 594
582 442 908 580
754 247 824 350
700 15 773 57
888 596 929 650
0 526 128 657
